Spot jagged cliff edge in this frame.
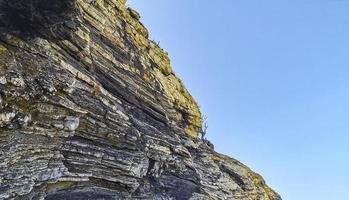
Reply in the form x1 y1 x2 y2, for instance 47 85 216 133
0 0 281 199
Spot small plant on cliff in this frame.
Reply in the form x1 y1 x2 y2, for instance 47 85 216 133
200 115 208 140
152 40 160 47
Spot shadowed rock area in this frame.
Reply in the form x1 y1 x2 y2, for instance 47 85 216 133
0 0 282 199
0 0 78 39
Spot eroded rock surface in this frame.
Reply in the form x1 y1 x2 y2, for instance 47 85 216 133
0 0 281 199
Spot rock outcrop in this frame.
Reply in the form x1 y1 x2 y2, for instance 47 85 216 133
0 0 281 199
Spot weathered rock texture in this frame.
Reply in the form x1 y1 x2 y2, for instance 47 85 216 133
0 0 281 199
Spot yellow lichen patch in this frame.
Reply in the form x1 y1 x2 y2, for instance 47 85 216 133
174 112 183 121
124 7 149 38
75 27 90 43
125 24 150 49
94 0 108 11
127 8 140 20
148 48 172 76
190 113 202 128
107 133 118 144
263 187 273 200
133 33 151 48
0 43 7 54
251 175 276 200
185 125 199 138
142 73 150 82
135 23 149 38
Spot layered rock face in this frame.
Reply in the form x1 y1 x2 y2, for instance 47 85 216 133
0 0 281 199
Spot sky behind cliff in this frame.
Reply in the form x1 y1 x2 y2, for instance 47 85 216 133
128 1 349 199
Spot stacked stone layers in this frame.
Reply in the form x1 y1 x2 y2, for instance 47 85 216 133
0 0 281 199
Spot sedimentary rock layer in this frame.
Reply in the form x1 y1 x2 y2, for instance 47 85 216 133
0 0 281 199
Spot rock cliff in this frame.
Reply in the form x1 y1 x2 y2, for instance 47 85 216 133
0 0 281 199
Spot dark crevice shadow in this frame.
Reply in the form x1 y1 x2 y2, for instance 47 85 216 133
0 0 80 41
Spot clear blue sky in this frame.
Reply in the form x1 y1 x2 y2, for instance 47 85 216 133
128 1 349 199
